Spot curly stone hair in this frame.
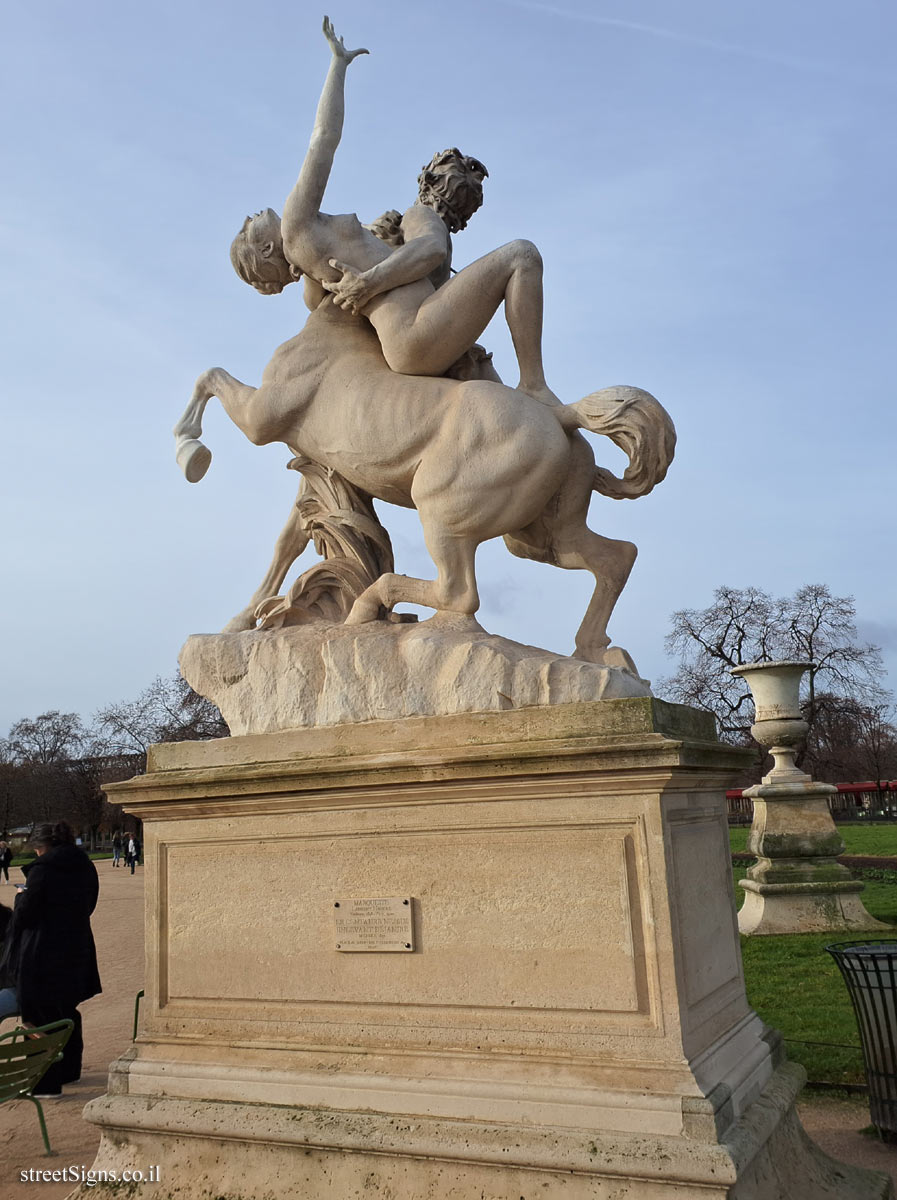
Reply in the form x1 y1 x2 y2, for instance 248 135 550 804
417 148 488 233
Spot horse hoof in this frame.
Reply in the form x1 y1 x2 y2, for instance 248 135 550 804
176 436 212 483
344 599 380 625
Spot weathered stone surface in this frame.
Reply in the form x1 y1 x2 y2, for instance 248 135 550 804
179 618 652 736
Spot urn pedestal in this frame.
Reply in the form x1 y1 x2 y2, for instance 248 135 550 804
732 662 887 936
80 699 890 1199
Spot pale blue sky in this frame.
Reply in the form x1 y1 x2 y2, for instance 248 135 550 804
1 1 895 735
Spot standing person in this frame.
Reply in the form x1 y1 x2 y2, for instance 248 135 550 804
111 831 122 868
0 821 101 1096
0 841 11 884
0 899 17 1022
127 834 139 875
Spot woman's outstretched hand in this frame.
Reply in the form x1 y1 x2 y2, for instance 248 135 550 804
322 16 368 64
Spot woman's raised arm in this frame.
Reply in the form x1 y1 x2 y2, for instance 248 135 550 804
282 17 368 241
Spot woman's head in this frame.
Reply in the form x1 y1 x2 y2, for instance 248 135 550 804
30 821 76 852
230 208 298 294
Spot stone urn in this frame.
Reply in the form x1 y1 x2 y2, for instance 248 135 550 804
730 660 887 936
730 660 810 782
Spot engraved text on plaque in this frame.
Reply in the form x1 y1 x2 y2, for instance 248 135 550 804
334 897 414 952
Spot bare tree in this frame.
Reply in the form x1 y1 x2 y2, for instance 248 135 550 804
805 695 897 785
660 584 891 781
5 711 85 766
782 584 888 733
0 742 31 836
1 681 227 842
93 674 228 760
660 586 781 742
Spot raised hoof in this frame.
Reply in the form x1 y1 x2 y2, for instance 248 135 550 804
176 436 212 483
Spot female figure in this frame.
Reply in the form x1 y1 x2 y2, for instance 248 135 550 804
230 18 559 408
0 822 101 1094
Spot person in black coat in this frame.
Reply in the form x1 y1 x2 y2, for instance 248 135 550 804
0 840 12 883
0 821 101 1095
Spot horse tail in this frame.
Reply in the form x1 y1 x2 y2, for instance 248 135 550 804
558 385 676 500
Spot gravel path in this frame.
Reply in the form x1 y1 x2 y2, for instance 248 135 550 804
0 863 893 1196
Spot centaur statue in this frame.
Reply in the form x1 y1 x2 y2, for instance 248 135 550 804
173 18 676 671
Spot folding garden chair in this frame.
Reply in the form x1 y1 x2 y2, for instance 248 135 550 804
0 1019 74 1154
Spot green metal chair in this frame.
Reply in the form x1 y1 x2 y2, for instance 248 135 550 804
0 1019 74 1155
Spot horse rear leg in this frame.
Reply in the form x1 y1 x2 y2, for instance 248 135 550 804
505 435 638 669
555 526 638 667
345 526 479 625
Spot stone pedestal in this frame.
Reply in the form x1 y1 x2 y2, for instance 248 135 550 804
83 699 891 1199
738 780 889 936
731 660 887 937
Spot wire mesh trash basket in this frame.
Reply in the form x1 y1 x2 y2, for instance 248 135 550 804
827 940 897 1141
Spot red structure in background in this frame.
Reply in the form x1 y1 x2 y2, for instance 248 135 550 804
727 781 897 824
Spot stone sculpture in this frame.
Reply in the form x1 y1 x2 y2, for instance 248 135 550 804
173 16 676 690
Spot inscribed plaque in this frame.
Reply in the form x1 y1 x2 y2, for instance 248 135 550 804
334 896 414 952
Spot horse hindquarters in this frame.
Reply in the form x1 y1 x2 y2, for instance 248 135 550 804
346 384 570 623
411 382 572 538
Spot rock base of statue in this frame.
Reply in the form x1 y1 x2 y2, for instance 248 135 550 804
84 700 891 1200
178 617 651 735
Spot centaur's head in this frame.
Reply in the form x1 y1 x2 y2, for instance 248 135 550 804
418 149 488 233
230 208 298 295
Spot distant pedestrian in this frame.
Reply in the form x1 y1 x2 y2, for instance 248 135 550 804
127 835 141 875
112 832 122 868
0 842 11 884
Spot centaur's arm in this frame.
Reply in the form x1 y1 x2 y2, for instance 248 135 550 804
324 205 449 314
281 17 368 247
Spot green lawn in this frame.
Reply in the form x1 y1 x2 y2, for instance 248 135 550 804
8 850 113 869
730 823 897 858
734 864 897 1086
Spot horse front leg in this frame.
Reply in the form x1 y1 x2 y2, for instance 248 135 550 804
345 522 479 625
173 368 260 482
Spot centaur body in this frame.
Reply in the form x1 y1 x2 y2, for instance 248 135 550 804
174 294 675 667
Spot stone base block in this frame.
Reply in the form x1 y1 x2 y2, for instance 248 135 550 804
739 880 892 936
79 1063 889 1200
